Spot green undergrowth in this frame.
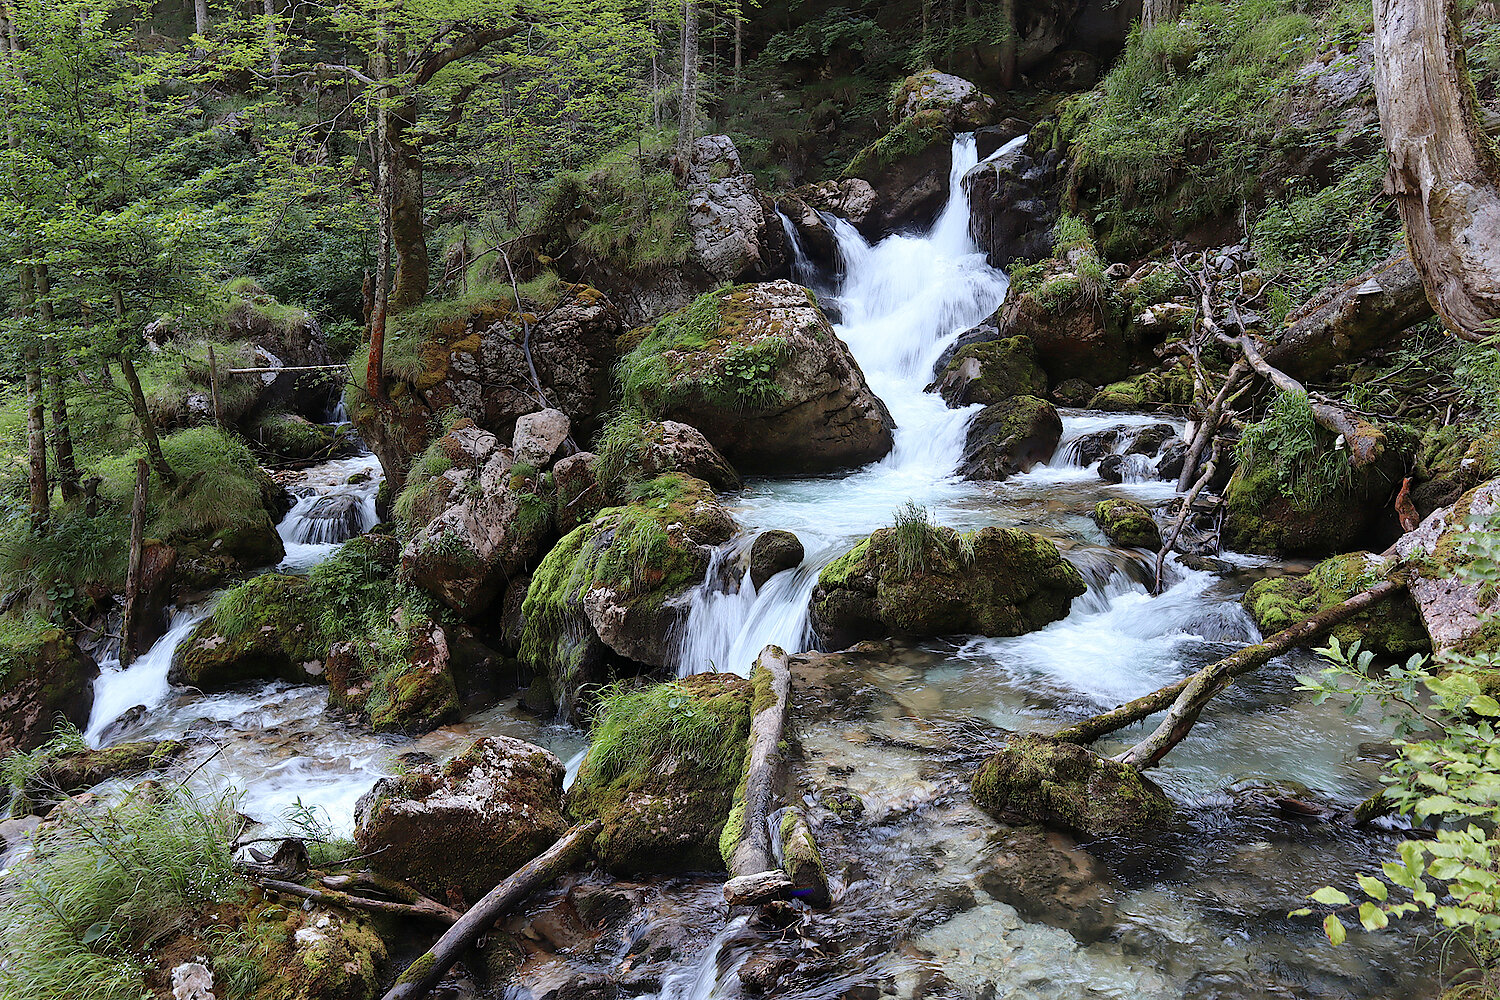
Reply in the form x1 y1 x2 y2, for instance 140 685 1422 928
1236 389 1354 508
580 679 749 787
889 501 975 578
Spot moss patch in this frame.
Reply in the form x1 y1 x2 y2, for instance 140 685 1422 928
1093 498 1162 549
972 735 1173 837
1242 552 1427 657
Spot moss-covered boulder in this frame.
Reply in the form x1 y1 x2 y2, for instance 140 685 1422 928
1093 498 1162 549
249 413 358 463
621 281 894 475
168 575 325 690
635 419 741 491
931 335 1049 408
960 395 1063 480
1087 366 1195 412
1243 552 1427 657
519 475 736 720
988 265 1133 385
0 623 98 755
843 108 957 237
231 899 386 1000
20 740 184 814
354 736 568 904
891 70 999 130
399 423 553 618
1394 478 1500 656
567 674 752 874
809 522 1085 648
325 625 463 736
972 735 1173 837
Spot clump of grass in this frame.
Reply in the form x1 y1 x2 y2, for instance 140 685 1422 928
887 501 975 578
1237 389 1354 508
582 680 745 785
0 784 244 1000
0 507 131 614
0 720 88 795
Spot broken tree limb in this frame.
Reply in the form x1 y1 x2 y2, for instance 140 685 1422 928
1176 360 1246 492
1155 438 1221 595
1114 580 1405 770
723 645 792 881
379 820 600 1000
1056 579 1405 747
1263 253 1433 380
258 878 462 925
724 869 794 906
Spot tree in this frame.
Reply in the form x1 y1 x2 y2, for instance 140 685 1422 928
1374 0 1500 341
677 0 698 157
1141 0 1182 30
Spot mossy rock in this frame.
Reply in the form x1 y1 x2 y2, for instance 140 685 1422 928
235 899 387 1000
567 674 752 875
1092 498 1162 549
249 413 358 463
1242 552 1427 658
354 736 568 904
1393 477 1500 655
168 575 327 690
518 474 735 720
325 630 463 737
972 735 1173 837
890 70 999 130
809 524 1086 648
960 395 1063 481
22 739 184 813
931 336 1049 407
1087 366 1194 412
0 624 99 755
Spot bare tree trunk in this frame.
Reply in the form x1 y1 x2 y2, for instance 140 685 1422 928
193 0 209 41
997 0 1017 89
388 143 428 311
118 354 177 489
263 0 279 71
1141 0 1181 29
723 646 791 880
35 264 80 503
367 32 392 403
1374 0 1500 341
25 343 48 534
677 0 698 157
121 460 148 667
733 6 741 90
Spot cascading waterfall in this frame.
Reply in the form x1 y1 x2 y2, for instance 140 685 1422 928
776 209 822 287
676 136 1011 677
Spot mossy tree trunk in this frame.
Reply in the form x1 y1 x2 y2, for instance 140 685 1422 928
1375 0 1500 341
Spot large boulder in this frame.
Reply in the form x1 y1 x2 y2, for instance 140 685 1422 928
1394 479 1500 655
168 575 325 690
986 266 1134 384
325 623 464 735
891 70 999 130
622 281 894 474
960 395 1063 480
930 334 1048 407
635 420 741 491
566 674 751 874
248 412 359 463
400 423 554 618
685 135 788 296
519 475 737 720
809 522 1085 648
354 736 568 904
750 530 804 588
1087 366 1195 412
784 179 878 244
841 108 956 237
972 735 1173 837
0 625 98 755
964 140 1063 270
1243 552 1427 658
351 284 622 493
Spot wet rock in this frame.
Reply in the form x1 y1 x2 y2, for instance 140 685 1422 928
891 70 999 130
1394 478 1500 654
512 408 572 468
930 335 1048 408
566 674 751 874
0 627 98 756
843 108 959 237
776 193 838 269
351 285 621 493
401 424 552 618
250 412 358 463
20 740 185 814
979 825 1119 944
1243 551 1427 657
964 140 1062 269
1072 429 1118 468
302 493 367 542
1156 439 1189 482
1093 498 1161 549
1097 454 1125 484
988 266 1133 385
1051 377 1097 408
325 622 463 734
552 451 608 534
623 280 894 475
1127 423 1178 456
519 475 735 720
972 735 1173 837
810 524 1085 648
354 735 568 903
960 396 1063 480
168 575 325 690
636 419 741 491
750 530 805 588
974 119 1031 160
787 178 879 233
739 952 799 994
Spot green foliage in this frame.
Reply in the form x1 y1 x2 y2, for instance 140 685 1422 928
0 785 244 1000
888 500 975 578
583 680 739 785
1236 390 1353 509
393 436 458 531
0 721 88 795
0 506 130 613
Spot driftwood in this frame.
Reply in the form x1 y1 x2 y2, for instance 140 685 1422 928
259 878 463 925
379 820 600 1000
1155 439 1221 595
1055 580 1404 750
724 869 795 906
1114 580 1405 769
723 645 792 881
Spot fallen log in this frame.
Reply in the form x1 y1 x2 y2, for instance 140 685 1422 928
723 645 792 881
379 820 600 1000
259 878 462 925
1115 580 1405 769
724 869 794 906
1055 579 1405 748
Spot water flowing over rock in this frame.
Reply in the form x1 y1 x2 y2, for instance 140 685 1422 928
842 109 965 237
353 735 568 903
623 280 894 474
810 525 1085 648
750 530 805 588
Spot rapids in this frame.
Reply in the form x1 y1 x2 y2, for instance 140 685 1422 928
75 136 1436 998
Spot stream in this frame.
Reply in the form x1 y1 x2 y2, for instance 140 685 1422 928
79 136 1436 998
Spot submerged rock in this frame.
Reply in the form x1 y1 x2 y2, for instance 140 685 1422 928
1243 551 1427 657
960 395 1063 480
354 736 568 903
519 475 736 719
622 281 894 475
809 523 1085 648
750 530 805 588
0 627 97 755
980 825 1119 944
169 575 324 690
1093 498 1162 549
567 673 752 874
972 735 1173 837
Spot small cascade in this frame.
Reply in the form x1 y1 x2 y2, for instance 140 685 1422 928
776 209 821 287
277 452 383 571
85 607 212 747
647 916 753 1000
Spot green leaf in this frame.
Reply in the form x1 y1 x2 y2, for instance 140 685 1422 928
1310 886 1351 906
1468 695 1500 717
1357 875 1388 902
81 921 111 945
1288 907 1312 917
1358 902 1389 930
1324 913 1347 945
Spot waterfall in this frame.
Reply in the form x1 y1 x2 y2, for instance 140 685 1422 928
85 607 212 746
776 209 821 287
676 135 1010 677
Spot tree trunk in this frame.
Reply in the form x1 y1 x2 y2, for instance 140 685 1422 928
25 344 48 534
723 646 791 881
193 0 209 40
118 354 177 489
367 32 392 403
733 8 741 90
1141 0 1181 29
263 0 279 71
121 459 148 668
388 143 428 312
35 264 80 503
677 0 698 157
997 0 1017 89
1374 0 1500 341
